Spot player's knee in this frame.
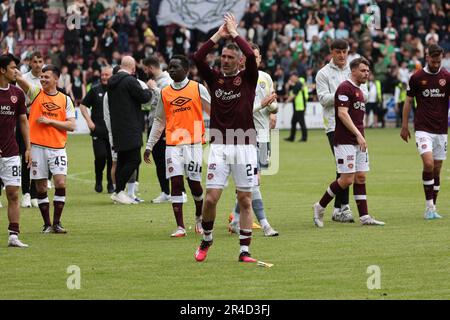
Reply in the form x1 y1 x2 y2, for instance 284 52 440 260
204 194 218 208
423 161 434 172
355 173 366 184
237 193 252 210
6 188 19 203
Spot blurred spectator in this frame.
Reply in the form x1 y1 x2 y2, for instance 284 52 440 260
1 29 15 54
14 0 29 41
31 0 48 41
0 0 11 39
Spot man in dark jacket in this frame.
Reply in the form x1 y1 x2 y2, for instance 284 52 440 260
108 56 152 204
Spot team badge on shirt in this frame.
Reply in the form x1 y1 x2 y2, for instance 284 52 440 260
10 95 17 103
233 76 242 86
439 79 446 87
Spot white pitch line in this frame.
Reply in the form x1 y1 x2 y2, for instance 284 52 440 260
66 170 95 183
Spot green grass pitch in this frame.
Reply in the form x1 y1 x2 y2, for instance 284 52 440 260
0 128 449 299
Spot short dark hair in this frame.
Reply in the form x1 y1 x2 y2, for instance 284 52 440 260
0 54 19 70
427 44 444 57
330 39 349 50
350 57 370 70
171 55 190 70
142 55 160 68
30 51 43 61
223 43 242 56
42 64 61 78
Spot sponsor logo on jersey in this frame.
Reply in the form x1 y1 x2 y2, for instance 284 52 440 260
233 76 242 86
338 95 349 102
422 88 445 98
439 79 446 87
0 105 15 116
10 95 17 104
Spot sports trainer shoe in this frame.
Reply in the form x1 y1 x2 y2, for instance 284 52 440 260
195 240 212 262
252 221 261 229
228 220 239 234
8 234 29 248
424 206 442 220
21 193 32 208
332 205 355 222
53 223 67 234
31 198 38 207
360 215 385 226
42 225 53 234
111 191 134 204
313 202 325 228
130 194 144 204
151 192 171 204
95 182 103 193
170 226 186 238
263 225 279 237
195 217 203 234
238 251 257 263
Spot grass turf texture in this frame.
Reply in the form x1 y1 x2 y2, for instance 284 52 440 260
0 128 449 299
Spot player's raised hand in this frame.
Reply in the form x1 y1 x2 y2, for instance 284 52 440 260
357 134 367 152
224 12 238 37
400 126 411 142
143 149 152 164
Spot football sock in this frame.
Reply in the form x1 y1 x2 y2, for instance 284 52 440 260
422 171 434 207
37 192 51 226
239 229 252 253
172 203 184 229
233 200 240 222
187 179 203 218
433 175 440 205
319 180 344 208
202 221 214 242
171 176 184 228
251 186 267 223
353 183 368 217
53 188 66 225
127 182 136 198
8 223 19 236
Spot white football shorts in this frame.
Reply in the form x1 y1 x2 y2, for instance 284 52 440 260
31 145 68 179
165 144 203 182
334 144 369 174
0 156 21 187
415 131 447 160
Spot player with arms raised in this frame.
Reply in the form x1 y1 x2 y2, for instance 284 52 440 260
192 13 260 262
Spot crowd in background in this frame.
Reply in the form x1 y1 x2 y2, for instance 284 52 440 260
0 0 449 116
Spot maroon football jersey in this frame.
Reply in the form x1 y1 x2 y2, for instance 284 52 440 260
193 36 258 145
0 84 27 157
333 80 366 145
407 67 450 134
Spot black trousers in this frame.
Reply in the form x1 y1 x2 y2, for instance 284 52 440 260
116 147 142 193
326 131 349 209
147 126 170 195
288 108 307 141
92 134 113 186
15 122 36 197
